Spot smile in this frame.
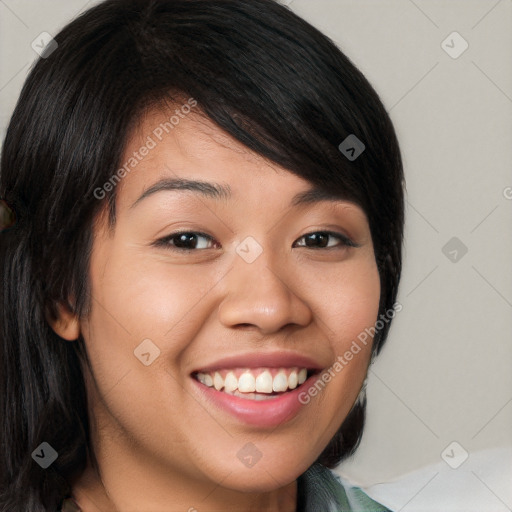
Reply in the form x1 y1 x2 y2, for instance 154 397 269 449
190 365 325 429
193 367 312 400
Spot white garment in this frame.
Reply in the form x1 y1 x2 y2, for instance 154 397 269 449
336 446 512 512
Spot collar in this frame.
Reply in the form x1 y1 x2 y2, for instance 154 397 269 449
297 462 392 512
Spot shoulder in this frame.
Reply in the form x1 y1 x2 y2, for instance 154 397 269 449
298 463 393 512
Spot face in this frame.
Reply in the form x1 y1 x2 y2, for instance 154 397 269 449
76 107 380 503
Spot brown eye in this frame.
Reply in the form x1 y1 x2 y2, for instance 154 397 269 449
155 231 218 251
294 231 357 249
154 230 358 252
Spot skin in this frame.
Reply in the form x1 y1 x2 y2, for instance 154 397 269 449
51 107 381 512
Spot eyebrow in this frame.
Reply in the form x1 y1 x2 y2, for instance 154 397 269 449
129 177 349 209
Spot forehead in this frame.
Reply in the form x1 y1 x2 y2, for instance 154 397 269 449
112 105 364 220
132 106 272 168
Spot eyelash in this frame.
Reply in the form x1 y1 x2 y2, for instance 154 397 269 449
153 230 359 252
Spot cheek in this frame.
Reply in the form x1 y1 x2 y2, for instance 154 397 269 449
80 243 220 410
302 255 380 403
290 256 380 460
311 255 381 350
85 241 215 348
79 251 208 453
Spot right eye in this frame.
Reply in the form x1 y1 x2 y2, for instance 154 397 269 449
153 231 220 252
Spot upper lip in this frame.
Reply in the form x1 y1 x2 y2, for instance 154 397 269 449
191 351 325 374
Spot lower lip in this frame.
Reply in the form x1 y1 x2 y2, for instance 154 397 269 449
190 373 320 428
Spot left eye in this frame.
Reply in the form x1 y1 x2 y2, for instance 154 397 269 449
294 231 357 249
155 230 357 252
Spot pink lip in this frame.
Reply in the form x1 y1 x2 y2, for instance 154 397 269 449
190 371 321 428
190 351 325 373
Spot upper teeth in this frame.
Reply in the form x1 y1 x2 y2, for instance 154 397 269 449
195 367 308 394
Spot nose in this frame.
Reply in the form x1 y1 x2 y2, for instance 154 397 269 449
217 248 313 335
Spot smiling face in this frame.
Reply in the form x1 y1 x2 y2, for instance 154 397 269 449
67 107 381 509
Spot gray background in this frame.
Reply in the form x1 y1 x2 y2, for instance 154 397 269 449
1 0 511 509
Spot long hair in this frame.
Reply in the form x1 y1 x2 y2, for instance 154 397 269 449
0 0 404 509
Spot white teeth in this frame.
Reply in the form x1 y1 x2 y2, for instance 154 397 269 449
203 373 213 387
195 366 311 396
255 370 273 393
213 371 223 391
273 371 288 392
288 371 298 390
224 371 238 392
238 372 256 392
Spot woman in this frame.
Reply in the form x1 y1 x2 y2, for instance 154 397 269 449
0 0 404 510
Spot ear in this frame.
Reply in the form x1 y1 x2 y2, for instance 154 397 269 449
46 301 81 341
